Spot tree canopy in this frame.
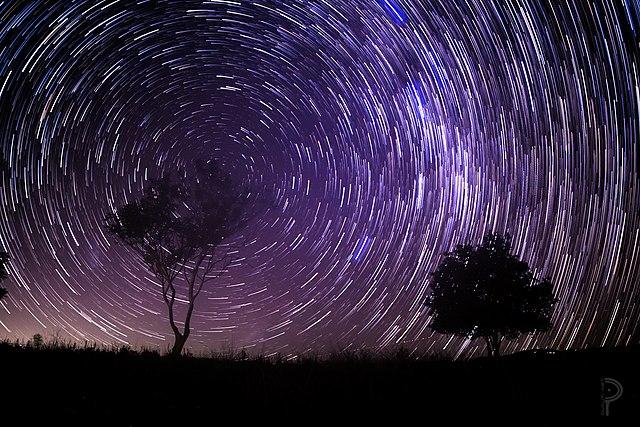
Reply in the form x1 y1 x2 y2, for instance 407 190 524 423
424 233 558 357
105 160 251 355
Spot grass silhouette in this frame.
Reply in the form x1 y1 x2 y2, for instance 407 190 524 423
0 336 637 425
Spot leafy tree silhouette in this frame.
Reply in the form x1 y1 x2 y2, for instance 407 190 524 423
105 160 250 356
425 233 558 357
0 250 9 301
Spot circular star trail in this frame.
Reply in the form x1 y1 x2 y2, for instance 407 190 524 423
0 0 639 358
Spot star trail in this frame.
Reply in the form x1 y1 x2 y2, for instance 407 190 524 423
0 0 639 358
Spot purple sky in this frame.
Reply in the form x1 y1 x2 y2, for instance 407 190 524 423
0 0 639 358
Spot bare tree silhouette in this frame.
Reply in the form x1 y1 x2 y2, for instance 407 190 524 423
0 250 9 301
105 160 251 356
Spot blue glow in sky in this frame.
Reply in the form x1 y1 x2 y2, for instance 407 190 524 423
379 0 407 25
623 0 639 35
353 235 371 262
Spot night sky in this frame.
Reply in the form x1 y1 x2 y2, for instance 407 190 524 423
0 0 639 358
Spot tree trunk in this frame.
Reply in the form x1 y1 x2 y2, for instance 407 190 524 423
493 334 501 357
484 334 502 357
485 336 494 357
171 332 187 356
167 301 194 356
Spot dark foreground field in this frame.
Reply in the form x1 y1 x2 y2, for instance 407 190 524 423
0 342 637 426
